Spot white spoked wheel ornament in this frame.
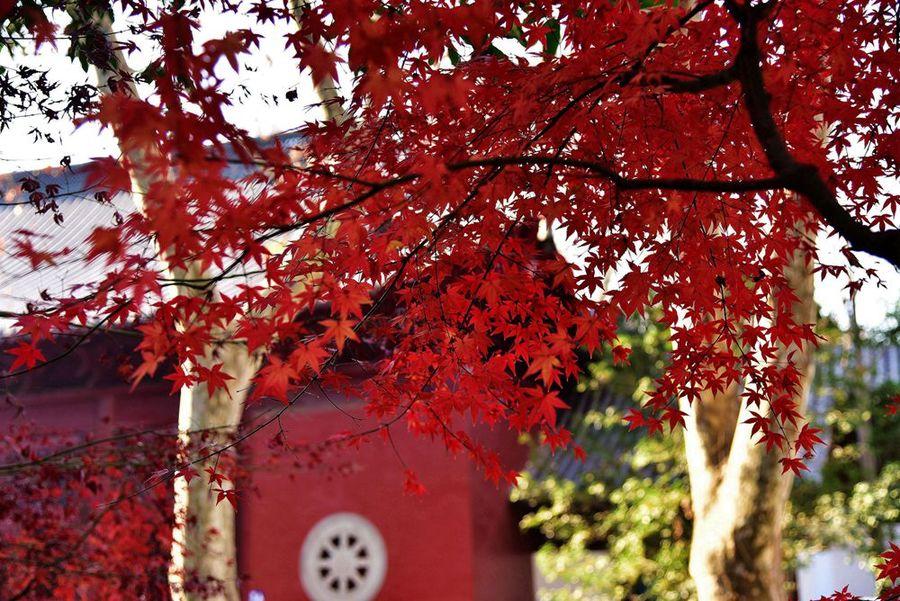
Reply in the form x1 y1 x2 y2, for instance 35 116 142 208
300 513 387 601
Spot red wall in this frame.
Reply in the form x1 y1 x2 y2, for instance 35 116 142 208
0 383 177 433
240 400 533 601
2 341 534 601
0 336 178 432
469 429 535 601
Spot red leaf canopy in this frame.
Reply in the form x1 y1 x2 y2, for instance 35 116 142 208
4 0 898 476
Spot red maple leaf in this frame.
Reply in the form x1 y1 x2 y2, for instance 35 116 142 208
13 238 57 270
204 466 230 486
163 366 194 395
6 342 46 371
794 423 825 454
86 227 124 262
611 345 632 366
253 357 298 402
175 466 200 484
816 585 855 601
290 342 329 374
402 469 427 496
197 364 234 397
744 411 770 437
214 488 238 510
526 354 561 388
320 319 359 353
876 542 900 583
298 42 339 87
84 156 133 195
623 409 645 432
537 391 568 427
661 406 687 430
779 456 809 477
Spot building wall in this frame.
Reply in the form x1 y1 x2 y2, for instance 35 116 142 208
796 547 877 600
0 383 177 433
469 427 535 601
1 344 534 601
240 400 533 601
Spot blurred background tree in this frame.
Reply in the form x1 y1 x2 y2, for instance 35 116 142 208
515 305 899 600
786 305 900 585
513 313 695 600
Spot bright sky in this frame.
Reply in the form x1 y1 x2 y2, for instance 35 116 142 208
2 9 897 332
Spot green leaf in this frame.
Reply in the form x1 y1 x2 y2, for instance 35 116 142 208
506 23 525 44
447 43 461 66
544 18 561 57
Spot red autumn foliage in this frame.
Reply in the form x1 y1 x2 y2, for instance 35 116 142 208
1 0 899 595
0 425 176 599
6 0 898 478
0 417 361 599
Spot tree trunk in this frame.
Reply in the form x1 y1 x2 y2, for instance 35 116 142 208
78 7 344 598
75 14 256 598
681 250 816 601
169 342 258 601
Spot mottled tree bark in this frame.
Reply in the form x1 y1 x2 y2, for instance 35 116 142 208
682 251 816 600
169 338 258 601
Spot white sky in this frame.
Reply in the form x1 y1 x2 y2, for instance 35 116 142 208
2 9 897 332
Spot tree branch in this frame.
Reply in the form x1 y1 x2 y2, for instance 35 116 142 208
449 155 786 192
653 66 738 93
733 7 900 267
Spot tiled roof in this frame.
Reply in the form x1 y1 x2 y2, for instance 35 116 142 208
529 386 639 483
0 164 140 318
0 134 303 322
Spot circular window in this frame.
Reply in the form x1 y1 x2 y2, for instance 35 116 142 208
300 513 387 601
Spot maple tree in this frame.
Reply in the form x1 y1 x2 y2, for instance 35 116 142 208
0 423 176 599
1 0 898 599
